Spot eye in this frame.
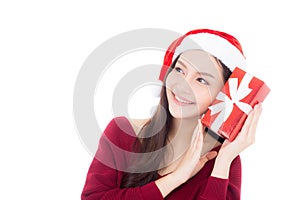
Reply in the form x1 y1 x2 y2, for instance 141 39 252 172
196 77 209 85
174 67 184 74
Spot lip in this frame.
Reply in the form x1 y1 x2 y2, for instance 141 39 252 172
171 92 195 106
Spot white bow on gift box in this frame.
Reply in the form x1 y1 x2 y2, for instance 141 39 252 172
209 73 254 134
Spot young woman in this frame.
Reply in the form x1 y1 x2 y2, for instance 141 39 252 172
81 29 262 199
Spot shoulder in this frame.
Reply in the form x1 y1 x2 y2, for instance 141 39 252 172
102 116 149 149
104 116 135 138
127 118 150 136
105 116 149 136
100 117 135 151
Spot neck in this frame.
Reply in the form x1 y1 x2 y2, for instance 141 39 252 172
164 117 198 163
168 117 198 141
166 116 221 161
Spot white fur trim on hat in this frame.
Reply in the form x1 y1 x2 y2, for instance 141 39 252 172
172 33 246 71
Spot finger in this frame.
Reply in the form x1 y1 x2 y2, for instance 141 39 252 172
191 123 200 144
247 103 263 137
205 151 218 160
192 120 202 142
189 125 200 153
198 151 218 168
250 104 262 128
195 129 204 154
195 120 204 150
237 103 262 146
239 106 255 136
198 119 205 133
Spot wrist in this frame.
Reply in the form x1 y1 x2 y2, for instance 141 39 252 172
216 150 235 164
211 156 232 179
155 172 184 198
171 171 187 185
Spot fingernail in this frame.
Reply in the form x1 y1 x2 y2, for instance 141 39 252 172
255 103 261 109
258 103 262 108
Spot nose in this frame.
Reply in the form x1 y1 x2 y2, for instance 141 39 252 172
174 75 194 97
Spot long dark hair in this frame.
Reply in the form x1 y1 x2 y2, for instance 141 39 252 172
121 54 231 188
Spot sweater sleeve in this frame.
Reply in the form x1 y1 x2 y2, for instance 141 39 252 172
81 117 164 200
200 155 242 200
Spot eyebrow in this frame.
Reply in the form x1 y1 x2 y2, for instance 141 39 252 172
177 60 216 79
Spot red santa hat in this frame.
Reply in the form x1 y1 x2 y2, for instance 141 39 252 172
159 28 246 81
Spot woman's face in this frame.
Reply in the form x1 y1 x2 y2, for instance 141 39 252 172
166 50 225 119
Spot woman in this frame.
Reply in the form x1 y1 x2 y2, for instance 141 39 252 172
81 29 262 199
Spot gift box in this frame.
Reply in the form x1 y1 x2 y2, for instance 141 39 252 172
201 67 270 142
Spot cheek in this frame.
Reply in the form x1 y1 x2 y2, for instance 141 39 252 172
207 82 224 100
166 88 172 102
194 81 224 113
165 71 178 88
194 88 213 112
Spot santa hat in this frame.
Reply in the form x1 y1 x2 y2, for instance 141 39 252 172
159 29 246 81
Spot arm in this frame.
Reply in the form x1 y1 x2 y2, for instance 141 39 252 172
81 156 164 200
211 103 261 179
155 120 218 198
81 117 215 199
200 155 241 199
81 117 163 200
200 103 262 199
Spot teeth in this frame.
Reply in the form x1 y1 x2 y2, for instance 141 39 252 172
174 95 193 104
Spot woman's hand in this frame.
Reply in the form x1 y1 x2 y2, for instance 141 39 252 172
172 120 218 184
155 120 217 198
219 103 262 162
211 103 263 178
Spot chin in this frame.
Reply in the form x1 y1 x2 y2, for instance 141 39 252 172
169 107 200 120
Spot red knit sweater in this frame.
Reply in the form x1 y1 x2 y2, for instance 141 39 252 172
81 117 241 200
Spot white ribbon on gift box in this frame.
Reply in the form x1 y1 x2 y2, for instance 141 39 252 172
209 73 254 134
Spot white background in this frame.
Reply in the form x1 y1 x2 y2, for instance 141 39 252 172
1 0 299 199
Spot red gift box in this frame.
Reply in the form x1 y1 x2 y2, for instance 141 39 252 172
201 67 270 142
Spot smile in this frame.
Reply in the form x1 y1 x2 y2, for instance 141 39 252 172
172 92 195 105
